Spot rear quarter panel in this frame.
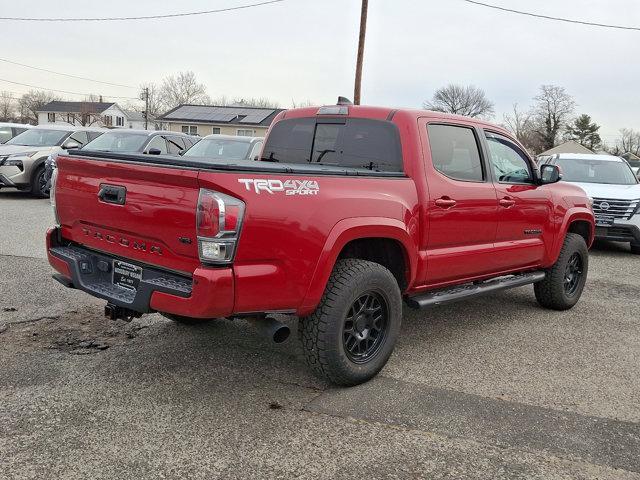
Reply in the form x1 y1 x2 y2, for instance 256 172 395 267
197 172 419 314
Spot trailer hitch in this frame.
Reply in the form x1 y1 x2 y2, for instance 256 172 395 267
104 303 142 322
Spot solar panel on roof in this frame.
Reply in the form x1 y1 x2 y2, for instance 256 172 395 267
240 110 274 123
164 105 277 123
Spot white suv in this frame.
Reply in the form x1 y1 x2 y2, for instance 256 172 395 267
0 125 105 197
542 153 640 254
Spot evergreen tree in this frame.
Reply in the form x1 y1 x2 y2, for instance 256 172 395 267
565 114 602 150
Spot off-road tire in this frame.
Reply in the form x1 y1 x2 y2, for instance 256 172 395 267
298 259 402 386
30 165 49 198
630 244 640 255
534 233 588 310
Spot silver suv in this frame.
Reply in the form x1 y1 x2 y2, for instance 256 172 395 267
0 125 105 197
541 153 640 254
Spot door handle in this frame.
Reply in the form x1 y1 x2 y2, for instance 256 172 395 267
499 197 516 208
435 197 457 209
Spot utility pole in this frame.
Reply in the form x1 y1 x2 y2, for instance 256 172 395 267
354 0 368 105
143 87 149 130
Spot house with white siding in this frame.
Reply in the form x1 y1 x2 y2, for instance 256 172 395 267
37 101 151 129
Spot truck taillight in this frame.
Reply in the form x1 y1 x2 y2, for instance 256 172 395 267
50 165 60 226
196 189 245 265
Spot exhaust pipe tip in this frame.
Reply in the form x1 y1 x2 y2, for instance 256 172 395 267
272 324 291 344
247 316 291 344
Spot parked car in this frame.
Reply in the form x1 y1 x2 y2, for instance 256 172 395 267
0 122 32 144
44 130 199 193
47 101 594 386
623 157 640 178
0 125 105 197
182 134 263 161
541 153 640 254
80 129 198 155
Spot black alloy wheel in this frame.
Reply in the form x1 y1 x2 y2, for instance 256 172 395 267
37 169 48 196
342 291 388 364
563 252 583 296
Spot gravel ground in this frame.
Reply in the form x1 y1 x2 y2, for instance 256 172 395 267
1 189 639 479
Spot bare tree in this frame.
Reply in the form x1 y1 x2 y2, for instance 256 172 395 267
424 84 494 119
502 103 541 154
18 90 61 124
84 93 103 103
160 71 210 110
55 103 103 127
291 98 315 108
0 91 17 122
532 85 576 152
209 95 231 106
616 128 640 156
231 97 280 108
137 82 164 119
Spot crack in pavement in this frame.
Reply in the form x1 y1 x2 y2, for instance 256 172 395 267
305 375 640 474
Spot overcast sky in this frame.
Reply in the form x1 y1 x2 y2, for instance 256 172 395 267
2 0 639 142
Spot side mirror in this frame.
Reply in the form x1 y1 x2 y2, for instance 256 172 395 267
539 164 561 185
64 141 80 150
147 147 162 155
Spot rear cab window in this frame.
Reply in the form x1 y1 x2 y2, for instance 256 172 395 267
261 117 403 173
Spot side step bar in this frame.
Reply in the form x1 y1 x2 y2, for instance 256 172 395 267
406 271 546 309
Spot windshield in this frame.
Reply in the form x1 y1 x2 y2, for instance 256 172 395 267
556 158 638 185
183 138 251 160
7 129 70 147
83 132 149 152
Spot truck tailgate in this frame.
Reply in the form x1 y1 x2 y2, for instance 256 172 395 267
55 155 201 274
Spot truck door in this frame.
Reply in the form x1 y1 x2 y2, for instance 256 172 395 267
420 121 499 285
482 130 554 270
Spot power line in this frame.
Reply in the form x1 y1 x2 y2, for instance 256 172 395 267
0 78 140 100
460 0 640 32
0 0 286 22
0 58 135 89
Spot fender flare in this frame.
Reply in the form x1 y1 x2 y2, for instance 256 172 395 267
297 217 417 316
551 207 595 263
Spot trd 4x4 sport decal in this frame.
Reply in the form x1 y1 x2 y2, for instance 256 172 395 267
238 178 319 196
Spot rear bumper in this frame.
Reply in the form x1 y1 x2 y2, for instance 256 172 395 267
47 228 234 318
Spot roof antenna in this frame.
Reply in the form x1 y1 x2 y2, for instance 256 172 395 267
337 96 353 106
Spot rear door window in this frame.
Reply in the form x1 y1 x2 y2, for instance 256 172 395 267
0 127 12 143
427 124 484 182
146 136 168 154
249 141 263 160
87 131 103 142
166 136 186 154
69 131 89 146
262 118 403 172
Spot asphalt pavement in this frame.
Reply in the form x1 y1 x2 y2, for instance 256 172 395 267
1 188 639 479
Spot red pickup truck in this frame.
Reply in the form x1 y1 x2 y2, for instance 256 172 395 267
47 102 594 385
